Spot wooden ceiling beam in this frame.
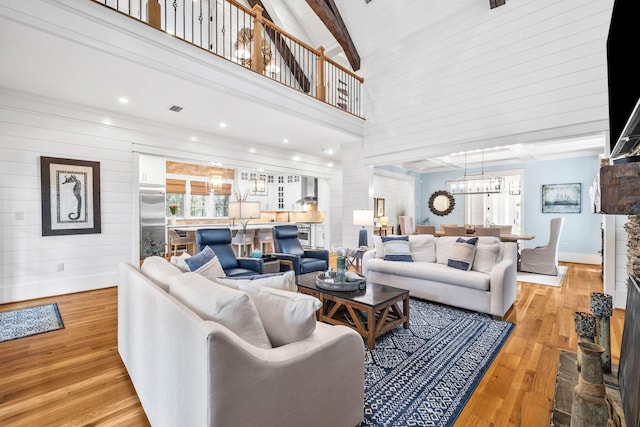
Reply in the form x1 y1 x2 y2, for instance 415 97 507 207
305 0 361 71
247 0 311 93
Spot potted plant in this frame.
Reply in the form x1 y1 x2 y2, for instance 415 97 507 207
168 204 178 225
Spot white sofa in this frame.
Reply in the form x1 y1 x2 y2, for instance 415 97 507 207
362 235 517 318
118 258 364 427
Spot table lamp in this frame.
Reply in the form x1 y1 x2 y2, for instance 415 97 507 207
228 201 261 255
379 216 389 226
353 209 374 248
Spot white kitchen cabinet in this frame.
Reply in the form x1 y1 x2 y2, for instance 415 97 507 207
139 154 165 185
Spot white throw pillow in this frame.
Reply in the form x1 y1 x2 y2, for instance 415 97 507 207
141 256 183 291
408 234 436 262
169 273 272 349
239 284 321 347
170 252 192 272
447 237 478 271
472 242 501 274
195 256 227 281
215 270 297 292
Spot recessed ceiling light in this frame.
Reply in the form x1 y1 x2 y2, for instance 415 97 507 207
102 118 112 125
219 122 227 128
118 97 129 104
327 162 334 167
249 148 256 153
283 139 289 143
190 136 198 142
292 156 301 161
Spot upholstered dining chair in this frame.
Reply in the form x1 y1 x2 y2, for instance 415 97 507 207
415 225 436 235
195 228 263 277
496 224 513 234
474 227 501 237
398 216 415 235
520 217 565 275
443 226 467 236
272 225 329 276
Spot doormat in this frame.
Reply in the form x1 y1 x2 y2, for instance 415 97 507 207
0 303 64 342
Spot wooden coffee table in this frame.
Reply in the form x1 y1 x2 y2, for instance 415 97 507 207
296 273 409 349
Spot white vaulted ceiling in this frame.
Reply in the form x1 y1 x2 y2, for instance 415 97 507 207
0 0 611 171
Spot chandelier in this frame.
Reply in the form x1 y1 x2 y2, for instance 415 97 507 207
445 151 504 195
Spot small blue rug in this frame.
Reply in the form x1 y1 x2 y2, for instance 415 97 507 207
0 303 64 342
362 298 514 426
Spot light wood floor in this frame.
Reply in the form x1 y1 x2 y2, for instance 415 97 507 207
0 262 624 426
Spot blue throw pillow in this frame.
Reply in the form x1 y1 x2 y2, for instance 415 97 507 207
184 246 216 271
447 237 478 271
382 236 413 262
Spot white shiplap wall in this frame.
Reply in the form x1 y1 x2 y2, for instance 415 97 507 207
338 0 614 164
0 88 343 303
0 99 134 303
373 170 415 232
341 141 373 249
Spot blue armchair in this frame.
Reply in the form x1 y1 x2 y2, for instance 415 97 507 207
196 228 263 277
272 225 329 276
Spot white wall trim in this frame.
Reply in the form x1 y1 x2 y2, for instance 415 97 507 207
558 252 601 265
0 273 116 304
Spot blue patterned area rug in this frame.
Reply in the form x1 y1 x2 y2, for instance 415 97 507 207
0 303 64 342
362 298 514 426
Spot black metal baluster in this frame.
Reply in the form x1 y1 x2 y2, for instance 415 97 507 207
221 0 225 58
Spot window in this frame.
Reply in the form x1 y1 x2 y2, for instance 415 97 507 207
165 176 231 219
166 178 186 217
213 195 229 217
464 172 523 233
190 180 210 218
166 193 184 216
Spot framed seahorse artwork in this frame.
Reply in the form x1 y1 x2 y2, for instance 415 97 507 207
40 157 101 236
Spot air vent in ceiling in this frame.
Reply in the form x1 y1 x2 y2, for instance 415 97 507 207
168 105 183 112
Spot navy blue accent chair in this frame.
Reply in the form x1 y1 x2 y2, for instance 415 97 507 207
272 225 329 276
196 228 263 277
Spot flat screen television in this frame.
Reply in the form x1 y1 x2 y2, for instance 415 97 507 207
607 0 640 157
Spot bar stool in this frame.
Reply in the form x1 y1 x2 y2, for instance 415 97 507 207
231 229 256 257
257 228 274 254
167 229 196 257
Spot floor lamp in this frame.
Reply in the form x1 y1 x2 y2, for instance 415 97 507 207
353 210 374 248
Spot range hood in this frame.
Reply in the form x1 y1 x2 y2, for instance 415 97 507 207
296 177 318 203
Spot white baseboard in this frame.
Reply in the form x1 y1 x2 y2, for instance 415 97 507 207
0 272 116 304
558 252 602 265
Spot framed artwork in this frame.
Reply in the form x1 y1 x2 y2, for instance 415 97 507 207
40 156 101 236
374 198 385 218
541 183 581 213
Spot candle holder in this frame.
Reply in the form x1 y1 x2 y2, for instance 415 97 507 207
589 292 613 374
573 311 596 372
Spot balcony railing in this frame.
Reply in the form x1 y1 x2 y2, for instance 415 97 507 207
94 0 364 117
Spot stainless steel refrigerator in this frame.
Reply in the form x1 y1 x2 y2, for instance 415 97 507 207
140 185 166 258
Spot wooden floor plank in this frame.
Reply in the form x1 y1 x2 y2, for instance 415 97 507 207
0 262 624 426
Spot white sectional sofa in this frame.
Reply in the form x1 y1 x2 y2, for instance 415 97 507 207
362 235 517 318
118 257 364 427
